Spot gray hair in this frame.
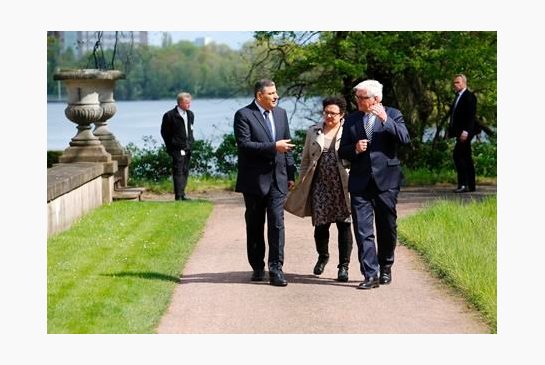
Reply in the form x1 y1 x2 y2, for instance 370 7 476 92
176 92 192 103
353 80 383 100
454 73 467 83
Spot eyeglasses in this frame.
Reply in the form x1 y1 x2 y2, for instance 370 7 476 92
355 95 373 101
323 111 341 117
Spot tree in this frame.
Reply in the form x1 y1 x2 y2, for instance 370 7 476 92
247 31 497 146
47 33 254 100
47 34 77 97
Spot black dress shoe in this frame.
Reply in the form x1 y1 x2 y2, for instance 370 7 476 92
313 257 329 275
357 276 380 289
454 186 469 193
269 270 288 287
251 269 265 281
181 196 192 201
337 266 349 282
379 272 392 285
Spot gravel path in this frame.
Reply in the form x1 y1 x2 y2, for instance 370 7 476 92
151 185 496 333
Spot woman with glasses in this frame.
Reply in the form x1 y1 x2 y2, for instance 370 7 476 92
285 96 353 282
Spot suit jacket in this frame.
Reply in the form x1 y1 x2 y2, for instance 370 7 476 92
160 107 195 152
286 122 350 218
338 107 410 193
448 89 477 138
234 101 296 196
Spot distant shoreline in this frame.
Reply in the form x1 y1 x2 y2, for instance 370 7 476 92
47 96 255 103
47 98 65 103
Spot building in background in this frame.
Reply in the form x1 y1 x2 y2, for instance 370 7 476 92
194 36 212 47
48 31 148 59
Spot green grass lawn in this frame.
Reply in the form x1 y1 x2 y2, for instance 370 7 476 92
47 200 213 333
398 196 497 333
135 171 496 193
132 175 236 194
402 167 497 186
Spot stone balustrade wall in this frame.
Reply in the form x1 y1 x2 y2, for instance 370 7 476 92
47 162 111 237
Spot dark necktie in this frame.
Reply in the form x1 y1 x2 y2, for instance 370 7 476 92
450 93 459 125
452 92 461 110
263 110 275 140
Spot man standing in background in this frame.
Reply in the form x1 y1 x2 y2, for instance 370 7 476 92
161 92 194 200
448 74 477 193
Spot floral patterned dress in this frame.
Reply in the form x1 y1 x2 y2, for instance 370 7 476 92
311 136 350 226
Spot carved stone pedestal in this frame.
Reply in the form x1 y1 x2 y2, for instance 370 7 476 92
93 71 132 187
54 69 114 164
53 69 121 202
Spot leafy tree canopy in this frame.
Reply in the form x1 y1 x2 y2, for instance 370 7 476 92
247 31 496 146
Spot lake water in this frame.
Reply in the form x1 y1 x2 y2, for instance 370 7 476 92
47 97 322 150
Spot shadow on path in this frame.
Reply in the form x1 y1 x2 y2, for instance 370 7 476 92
178 271 356 287
100 271 181 283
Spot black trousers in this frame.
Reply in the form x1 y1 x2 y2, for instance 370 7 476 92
351 179 399 279
453 139 475 190
170 150 191 200
314 221 353 268
243 183 286 271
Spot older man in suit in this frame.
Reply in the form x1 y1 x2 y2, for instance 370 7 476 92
160 92 194 201
448 74 477 193
339 80 410 289
234 79 296 287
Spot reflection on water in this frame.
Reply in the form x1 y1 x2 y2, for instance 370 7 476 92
47 97 321 150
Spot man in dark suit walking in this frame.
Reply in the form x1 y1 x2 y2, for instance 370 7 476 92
339 80 410 289
161 92 195 201
448 74 477 193
234 79 296 287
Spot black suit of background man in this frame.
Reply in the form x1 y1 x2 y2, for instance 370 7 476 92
161 92 194 200
448 74 477 193
234 79 296 287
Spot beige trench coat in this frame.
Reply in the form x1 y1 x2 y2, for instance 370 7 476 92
284 122 350 219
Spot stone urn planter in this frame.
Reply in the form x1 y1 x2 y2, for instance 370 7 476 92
53 69 122 202
54 69 132 178
53 69 116 166
92 70 132 187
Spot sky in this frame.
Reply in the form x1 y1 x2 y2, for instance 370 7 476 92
148 31 254 49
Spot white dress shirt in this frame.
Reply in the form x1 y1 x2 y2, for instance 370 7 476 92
177 106 188 155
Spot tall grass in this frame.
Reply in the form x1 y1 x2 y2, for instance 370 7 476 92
398 196 497 332
48 200 213 333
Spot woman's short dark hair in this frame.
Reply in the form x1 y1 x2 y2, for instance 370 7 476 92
322 96 347 114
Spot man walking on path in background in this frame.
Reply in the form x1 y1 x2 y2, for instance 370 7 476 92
161 92 195 201
339 80 410 290
233 79 296 287
448 74 477 193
